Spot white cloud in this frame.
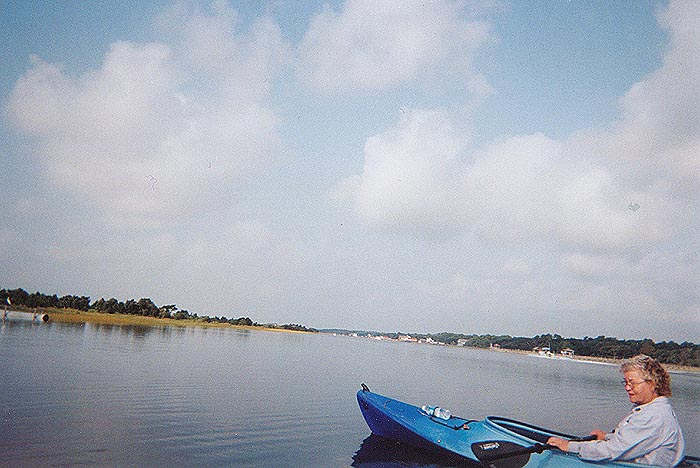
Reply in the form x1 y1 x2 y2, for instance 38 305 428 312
326 174 361 205
461 133 565 242
467 73 495 98
561 253 634 278
342 0 700 253
298 0 492 90
344 111 673 250
160 0 241 73
501 258 531 276
347 108 468 230
587 0 700 200
0 228 16 253
7 3 288 228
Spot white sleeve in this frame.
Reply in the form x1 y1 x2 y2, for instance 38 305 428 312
568 410 659 462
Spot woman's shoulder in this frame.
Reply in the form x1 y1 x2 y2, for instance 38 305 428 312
636 397 681 424
647 396 674 411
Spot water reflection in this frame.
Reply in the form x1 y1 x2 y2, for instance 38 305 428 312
352 435 470 468
46 320 258 342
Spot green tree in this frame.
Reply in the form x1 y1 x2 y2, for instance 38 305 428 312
136 298 159 317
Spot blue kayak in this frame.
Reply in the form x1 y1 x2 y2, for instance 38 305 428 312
357 384 699 468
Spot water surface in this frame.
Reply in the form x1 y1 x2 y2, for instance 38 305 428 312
1 321 697 467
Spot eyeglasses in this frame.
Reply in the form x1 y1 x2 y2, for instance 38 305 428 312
621 379 649 388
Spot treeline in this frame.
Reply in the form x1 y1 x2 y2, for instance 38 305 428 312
423 332 700 368
1 288 317 333
1 288 91 311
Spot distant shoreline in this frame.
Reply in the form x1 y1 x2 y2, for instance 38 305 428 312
6 306 699 373
488 346 700 374
324 329 700 373
327 332 700 374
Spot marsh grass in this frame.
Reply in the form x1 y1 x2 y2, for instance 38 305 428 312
39 307 308 333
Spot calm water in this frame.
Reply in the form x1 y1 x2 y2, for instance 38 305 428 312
1 320 698 468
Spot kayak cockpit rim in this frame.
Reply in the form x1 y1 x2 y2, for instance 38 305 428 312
484 416 581 445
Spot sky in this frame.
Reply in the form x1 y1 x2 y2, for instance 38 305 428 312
1 0 698 342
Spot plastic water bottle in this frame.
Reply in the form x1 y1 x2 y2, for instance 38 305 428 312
434 407 451 420
421 405 451 420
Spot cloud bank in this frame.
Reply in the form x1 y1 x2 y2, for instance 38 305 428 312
334 0 699 337
8 2 287 228
344 0 698 253
299 0 492 91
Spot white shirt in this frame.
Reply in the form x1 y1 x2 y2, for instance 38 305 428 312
568 397 685 466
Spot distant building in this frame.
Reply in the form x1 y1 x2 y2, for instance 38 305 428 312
533 346 554 357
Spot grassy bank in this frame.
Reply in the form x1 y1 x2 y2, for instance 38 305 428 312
40 308 311 334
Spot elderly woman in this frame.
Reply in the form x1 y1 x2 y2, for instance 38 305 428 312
548 354 685 466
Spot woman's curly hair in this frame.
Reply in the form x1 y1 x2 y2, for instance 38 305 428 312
620 354 672 397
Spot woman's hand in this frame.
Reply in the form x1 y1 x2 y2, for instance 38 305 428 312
547 437 569 452
589 430 607 440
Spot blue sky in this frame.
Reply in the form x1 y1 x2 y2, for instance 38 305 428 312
1 0 698 342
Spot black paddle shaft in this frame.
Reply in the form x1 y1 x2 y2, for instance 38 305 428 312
473 436 597 468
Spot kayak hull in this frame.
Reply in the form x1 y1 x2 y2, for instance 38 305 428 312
357 387 474 462
357 386 698 468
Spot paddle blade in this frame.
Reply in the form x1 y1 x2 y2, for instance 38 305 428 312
472 441 532 468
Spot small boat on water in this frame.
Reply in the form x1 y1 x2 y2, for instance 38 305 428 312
357 384 699 468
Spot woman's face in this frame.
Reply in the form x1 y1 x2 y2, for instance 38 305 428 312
623 370 658 405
